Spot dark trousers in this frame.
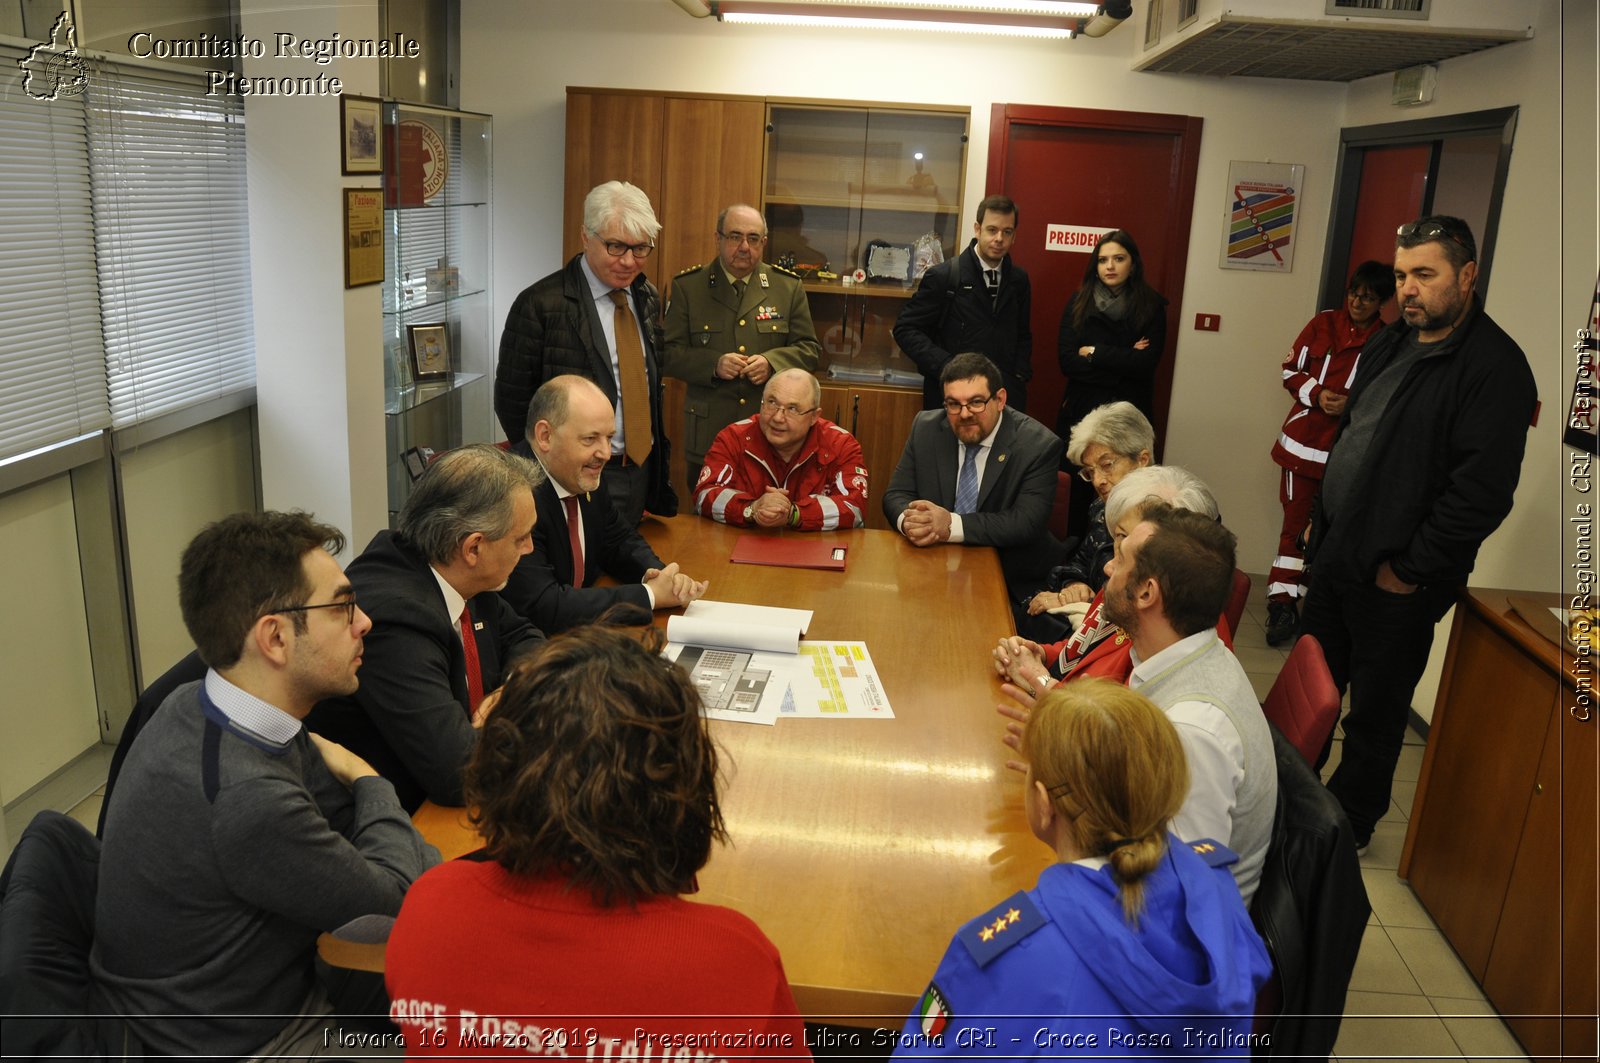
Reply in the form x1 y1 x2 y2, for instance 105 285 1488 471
1301 570 1453 841
602 457 648 527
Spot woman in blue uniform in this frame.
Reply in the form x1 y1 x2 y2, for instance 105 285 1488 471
892 679 1270 1059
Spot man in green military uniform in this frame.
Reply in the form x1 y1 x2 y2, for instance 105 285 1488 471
662 203 821 490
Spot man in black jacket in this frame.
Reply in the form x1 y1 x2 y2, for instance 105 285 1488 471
1303 215 1536 849
893 194 1032 412
503 376 706 634
308 445 545 811
494 180 676 525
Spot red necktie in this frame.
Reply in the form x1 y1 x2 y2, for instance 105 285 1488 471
459 610 484 715
563 495 584 586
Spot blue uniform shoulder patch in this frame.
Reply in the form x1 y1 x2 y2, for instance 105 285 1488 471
1186 838 1239 868
956 891 1048 968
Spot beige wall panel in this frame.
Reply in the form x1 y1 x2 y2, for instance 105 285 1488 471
120 410 258 682
0 475 100 804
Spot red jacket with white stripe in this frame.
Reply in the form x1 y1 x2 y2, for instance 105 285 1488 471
695 415 868 531
1270 307 1384 478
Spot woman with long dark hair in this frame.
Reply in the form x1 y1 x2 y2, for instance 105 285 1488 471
385 621 804 1058
1056 229 1168 443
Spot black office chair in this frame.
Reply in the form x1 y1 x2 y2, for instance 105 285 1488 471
1249 724 1370 1059
98 649 207 837
0 811 133 1055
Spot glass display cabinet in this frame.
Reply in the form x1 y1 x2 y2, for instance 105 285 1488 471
763 103 969 387
382 102 494 520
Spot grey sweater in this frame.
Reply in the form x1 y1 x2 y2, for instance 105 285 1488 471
91 681 440 1058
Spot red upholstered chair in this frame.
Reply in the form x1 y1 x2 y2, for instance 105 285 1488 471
1222 568 1251 642
1262 634 1343 767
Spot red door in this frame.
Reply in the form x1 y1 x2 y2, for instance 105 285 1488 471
1342 143 1429 325
986 105 1202 458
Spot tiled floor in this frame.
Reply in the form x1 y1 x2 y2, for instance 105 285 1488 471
1232 582 1528 1063
38 579 1530 1061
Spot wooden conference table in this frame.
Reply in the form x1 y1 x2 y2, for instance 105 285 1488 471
411 516 1051 1024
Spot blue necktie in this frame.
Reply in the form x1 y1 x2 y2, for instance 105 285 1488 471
955 443 980 514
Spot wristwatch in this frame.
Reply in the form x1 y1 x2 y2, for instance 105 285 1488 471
742 504 754 523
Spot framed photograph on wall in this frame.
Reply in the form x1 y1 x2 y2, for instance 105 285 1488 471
341 95 383 175
1220 160 1305 273
406 323 451 382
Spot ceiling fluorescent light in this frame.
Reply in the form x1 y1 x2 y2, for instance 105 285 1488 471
716 2 1082 38
766 0 1100 13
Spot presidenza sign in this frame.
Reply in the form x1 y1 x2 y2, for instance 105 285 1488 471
1045 224 1114 252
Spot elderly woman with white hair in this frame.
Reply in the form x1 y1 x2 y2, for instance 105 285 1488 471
995 464 1221 692
1020 402 1153 637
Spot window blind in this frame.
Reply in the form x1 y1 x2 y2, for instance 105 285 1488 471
87 60 254 429
0 43 111 462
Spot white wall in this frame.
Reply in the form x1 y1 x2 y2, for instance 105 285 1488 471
243 0 389 554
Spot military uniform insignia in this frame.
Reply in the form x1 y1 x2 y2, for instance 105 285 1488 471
916 982 951 1038
755 305 784 321
758 271 769 289
770 262 802 279
674 263 704 279
956 891 1047 967
1188 838 1240 868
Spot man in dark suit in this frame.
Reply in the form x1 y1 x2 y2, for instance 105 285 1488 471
503 376 706 633
884 352 1064 604
893 194 1032 412
308 445 544 812
494 180 676 526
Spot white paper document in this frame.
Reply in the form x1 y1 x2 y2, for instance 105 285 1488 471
784 641 895 719
665 602 890 723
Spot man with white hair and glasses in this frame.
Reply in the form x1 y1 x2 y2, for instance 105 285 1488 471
495 180 676 526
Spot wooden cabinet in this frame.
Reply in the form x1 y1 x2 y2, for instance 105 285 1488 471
1401 590 1598 1060
563 88 764 292
819 383 923 531
764 103 968 385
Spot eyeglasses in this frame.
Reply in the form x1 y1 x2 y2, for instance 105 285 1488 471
942 396 993 415
1077 454 1131 482
591 235 654 259
1347 290 1381 304
718 230 766 247
271 599 359 626
1396 220 1472 256
760 397 818 418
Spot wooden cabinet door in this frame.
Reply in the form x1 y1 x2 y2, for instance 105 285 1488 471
823 383 920 531
658 96 765 296
1482 708 1562 1057
563 91 664 259
1405 607 1556 977
1557 701 1598 1060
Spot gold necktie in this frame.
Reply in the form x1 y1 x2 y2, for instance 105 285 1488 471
608 289 653 466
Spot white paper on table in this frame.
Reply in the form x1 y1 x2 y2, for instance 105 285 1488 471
782 641 895 719
667 643 796 725
683 599 813 634
667 600 810 656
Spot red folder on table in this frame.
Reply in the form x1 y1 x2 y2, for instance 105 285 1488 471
729 534 847 570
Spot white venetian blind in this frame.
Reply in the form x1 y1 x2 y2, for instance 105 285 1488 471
0 43 111 462
87 60 255 429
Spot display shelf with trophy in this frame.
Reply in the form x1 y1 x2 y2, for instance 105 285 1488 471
382 101 494 520
763 102 969 386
